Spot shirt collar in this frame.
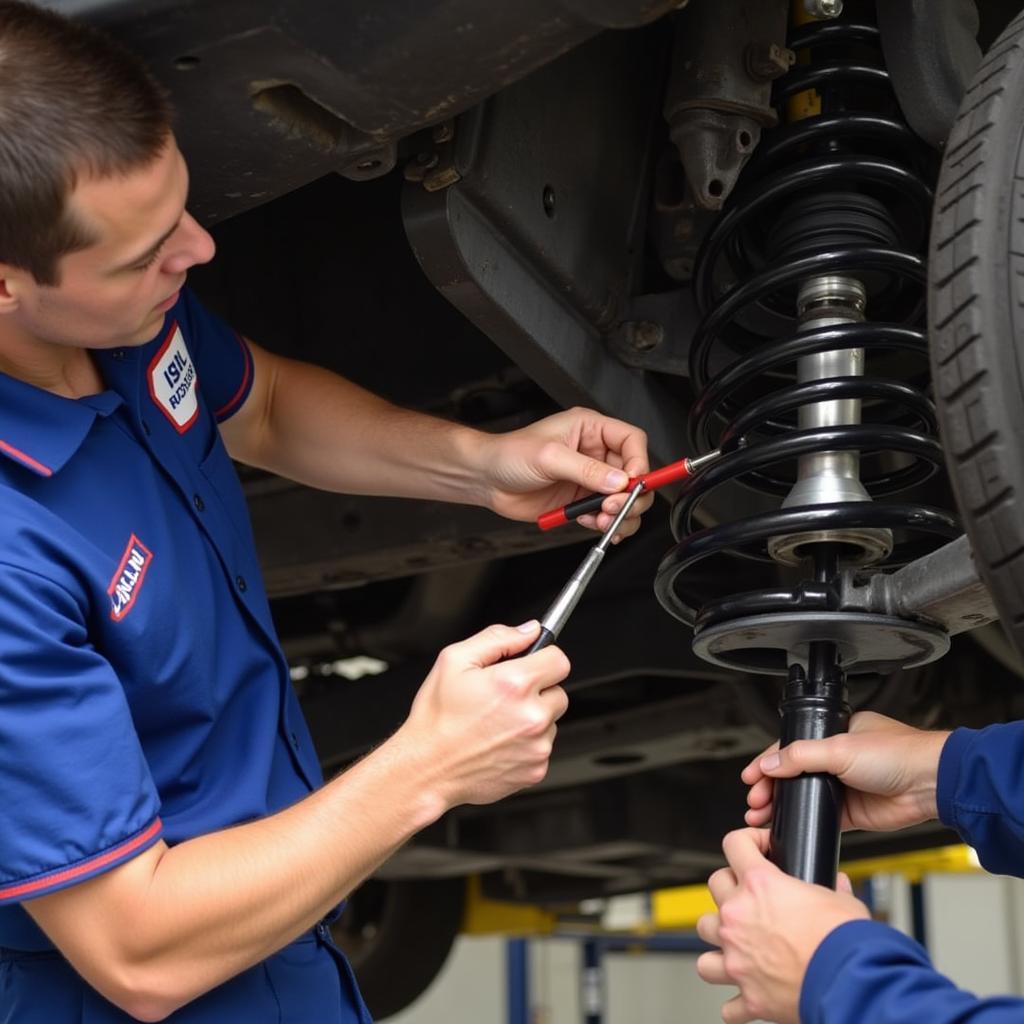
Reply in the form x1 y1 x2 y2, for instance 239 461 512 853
0 371 123 478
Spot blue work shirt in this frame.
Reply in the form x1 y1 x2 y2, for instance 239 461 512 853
0 289 372 1023
801 722 1024 1023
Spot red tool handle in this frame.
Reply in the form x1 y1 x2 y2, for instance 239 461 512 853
536 458 692 531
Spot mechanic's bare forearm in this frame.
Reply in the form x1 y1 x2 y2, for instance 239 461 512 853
223 343 492 507
26 730 444 1021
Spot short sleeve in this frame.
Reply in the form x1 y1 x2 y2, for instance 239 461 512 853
0 563 162 905
179 288 254 424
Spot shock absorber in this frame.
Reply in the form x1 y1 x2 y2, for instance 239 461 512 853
654 15 962 884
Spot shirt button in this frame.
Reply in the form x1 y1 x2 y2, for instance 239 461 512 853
193 494 205 512
111 349 125 361
290 731 300 750
235 575 247 592
141 420 152 436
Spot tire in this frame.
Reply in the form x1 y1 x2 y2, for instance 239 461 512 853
928 8 1024 658
331 877 466 1020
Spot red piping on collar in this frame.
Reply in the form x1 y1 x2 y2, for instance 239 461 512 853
0 439 53 477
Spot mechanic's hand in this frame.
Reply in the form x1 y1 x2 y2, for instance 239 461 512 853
401 621 570 808
696 828 870 1024
744 711 951 834
480 407 651 540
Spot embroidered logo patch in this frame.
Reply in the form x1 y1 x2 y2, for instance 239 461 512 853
108 535 153 621
147 322 199 433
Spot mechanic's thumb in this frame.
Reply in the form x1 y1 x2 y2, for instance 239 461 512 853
759 736 847 779
457 621 542 667
543 445 629 494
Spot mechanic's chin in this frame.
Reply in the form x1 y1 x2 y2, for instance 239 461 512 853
154 287 181 315
135 287 182 341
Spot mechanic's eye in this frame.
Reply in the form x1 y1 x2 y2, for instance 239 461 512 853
133 247 163 272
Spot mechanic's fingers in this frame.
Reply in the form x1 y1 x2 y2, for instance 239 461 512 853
722 827 774 878
746 775 774 809
707 867 738 907
743 803 772 827
696 911 721 948
741 741 780 784
721 993 759 1024
599 489 655 518
515 646 572 693
587 413 649 481
539 684 570 721
598 490 655 543
696 951 733 986
471 637 569 696
743 775 774 825
538 443 631 496
444 621 542 667
756 735 855 780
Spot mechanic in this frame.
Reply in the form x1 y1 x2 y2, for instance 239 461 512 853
697 710 1024 1023
0 3 653 1022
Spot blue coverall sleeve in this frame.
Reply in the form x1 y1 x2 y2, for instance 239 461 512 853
936 723 1024 876
178 288 254 423
801 920 1024 1023
800 725 1024 1022
0 562 162 905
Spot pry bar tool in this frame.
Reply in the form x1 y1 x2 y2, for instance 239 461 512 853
525 480 647 655
536 449 722 531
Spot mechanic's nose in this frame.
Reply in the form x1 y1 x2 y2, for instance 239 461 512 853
165 212 216 273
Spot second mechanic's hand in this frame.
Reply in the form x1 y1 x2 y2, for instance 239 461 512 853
399 621 570 809
743 710 951 833
696 828 869 1024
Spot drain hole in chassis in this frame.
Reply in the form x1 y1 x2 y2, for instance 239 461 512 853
251 82 349 151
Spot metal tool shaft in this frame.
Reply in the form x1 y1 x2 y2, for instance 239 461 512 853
526 482 646 654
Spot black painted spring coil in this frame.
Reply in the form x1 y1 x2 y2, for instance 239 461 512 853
654 20 961 636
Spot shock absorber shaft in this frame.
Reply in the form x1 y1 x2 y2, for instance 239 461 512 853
769 546 850 886
768 275 892 567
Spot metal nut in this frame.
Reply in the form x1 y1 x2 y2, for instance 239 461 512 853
403 151 439 183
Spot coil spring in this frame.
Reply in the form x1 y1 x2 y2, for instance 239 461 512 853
654 18 962 638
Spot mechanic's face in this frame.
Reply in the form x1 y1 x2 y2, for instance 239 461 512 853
1 136 214 350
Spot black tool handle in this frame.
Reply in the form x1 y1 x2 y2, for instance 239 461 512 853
558 493 606 524
524 627 556 655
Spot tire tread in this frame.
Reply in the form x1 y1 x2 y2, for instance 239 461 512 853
929 9 1024 655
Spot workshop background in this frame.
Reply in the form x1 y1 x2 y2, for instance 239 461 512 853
382 850 1024 1022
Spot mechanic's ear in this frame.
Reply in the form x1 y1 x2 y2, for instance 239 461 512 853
0 266 23 313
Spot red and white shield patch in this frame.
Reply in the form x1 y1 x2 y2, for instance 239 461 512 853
147 322 199 433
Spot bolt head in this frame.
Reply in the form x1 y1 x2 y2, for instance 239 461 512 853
628 321 664 352
804 0 842 17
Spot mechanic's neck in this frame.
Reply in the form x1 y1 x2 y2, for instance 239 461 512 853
0 320 104 399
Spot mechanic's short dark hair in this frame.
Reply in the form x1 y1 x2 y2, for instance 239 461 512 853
0 1 173 285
